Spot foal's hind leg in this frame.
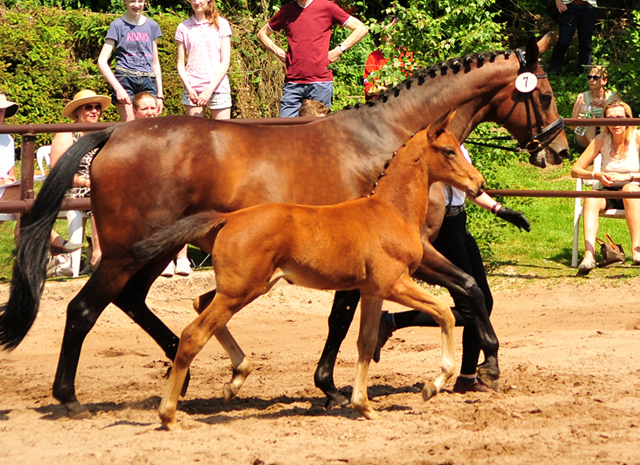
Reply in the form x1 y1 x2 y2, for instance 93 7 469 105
351 294 383 420
385 275 456 400
193 290 253 403
314 290 361 409
159 292 240 430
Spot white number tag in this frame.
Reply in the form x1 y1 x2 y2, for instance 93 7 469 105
515 72 538 93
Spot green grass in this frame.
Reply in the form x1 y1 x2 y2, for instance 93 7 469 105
469 158 639 282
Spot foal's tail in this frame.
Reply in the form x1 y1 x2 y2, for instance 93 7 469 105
134 211 227 262
0 127 116 350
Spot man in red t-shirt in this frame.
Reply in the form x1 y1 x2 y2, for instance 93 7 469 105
258 0 367 117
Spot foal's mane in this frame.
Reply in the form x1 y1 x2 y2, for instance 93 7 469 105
343 50 514 111
365 125 430 197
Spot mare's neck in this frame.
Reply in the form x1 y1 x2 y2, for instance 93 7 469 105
333 53 520 153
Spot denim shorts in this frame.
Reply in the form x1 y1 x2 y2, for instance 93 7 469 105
112 72 157 104
181 89 232 110
279 81 333 118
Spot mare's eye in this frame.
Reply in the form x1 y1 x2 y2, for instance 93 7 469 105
540 93 552 109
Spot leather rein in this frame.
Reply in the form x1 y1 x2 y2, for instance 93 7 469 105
467 49 565 154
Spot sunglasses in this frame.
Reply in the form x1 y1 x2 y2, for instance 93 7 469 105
82 104 102 112
587 75 601 81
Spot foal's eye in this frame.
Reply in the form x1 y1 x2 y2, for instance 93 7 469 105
444 147 457 157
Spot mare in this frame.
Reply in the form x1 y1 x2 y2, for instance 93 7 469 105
0 36 568 417
133 113 486 429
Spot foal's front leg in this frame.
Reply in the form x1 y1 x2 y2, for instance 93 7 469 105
351 294 383 420
193 291 253 402
386 275 456 400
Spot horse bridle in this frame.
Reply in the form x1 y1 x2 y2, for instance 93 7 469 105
495 49 565 154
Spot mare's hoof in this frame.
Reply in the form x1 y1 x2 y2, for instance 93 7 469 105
477 365 500 392
421 383 438 401
324 391 350 410
64 401 91 419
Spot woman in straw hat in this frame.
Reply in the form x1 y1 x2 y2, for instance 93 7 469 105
50 89 111 275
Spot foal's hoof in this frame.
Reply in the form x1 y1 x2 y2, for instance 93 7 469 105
223 383 237 403
477 366 500 392
64 400 91 419
160 420 182 432
421 383 438 401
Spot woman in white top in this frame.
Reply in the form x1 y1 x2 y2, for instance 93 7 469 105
571 100 640 272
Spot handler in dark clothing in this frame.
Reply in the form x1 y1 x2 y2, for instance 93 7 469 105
374 145 530 393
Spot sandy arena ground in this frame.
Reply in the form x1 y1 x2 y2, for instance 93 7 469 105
1 271 639 465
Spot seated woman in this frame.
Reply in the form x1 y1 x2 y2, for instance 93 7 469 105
571 100 640 273
571 66 620 149
51 89 111 275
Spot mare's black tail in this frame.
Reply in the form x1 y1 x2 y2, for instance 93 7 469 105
0 126 116 350
134 211 227 262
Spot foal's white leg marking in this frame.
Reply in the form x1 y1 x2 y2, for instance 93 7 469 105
215 326 253 402
351 294 383 420
386 276 456 401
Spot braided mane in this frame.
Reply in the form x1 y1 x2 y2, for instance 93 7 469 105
344 50 514 110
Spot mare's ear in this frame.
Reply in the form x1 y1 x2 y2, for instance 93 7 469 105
427 109 457 140
536 32 552 55
525 37 539 71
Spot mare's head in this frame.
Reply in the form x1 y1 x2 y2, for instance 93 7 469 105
492 34 569 168
424 110 485 199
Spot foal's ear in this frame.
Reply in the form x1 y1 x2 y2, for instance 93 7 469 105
525 36 539 71
428 109 457 140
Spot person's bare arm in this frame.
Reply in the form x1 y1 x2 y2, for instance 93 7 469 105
51 132 90 188
328 17 368 63
97 39 131 106
257 23 286 64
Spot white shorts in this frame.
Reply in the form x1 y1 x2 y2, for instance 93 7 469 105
181 89 232 110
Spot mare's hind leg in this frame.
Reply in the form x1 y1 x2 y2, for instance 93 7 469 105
314 290 361 409
385 275 456 400
351 294 383 420
159 292 242 430
193 290 253 403
414 242 500 390
52 259 138 418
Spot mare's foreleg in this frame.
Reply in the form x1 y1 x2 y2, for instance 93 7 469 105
385 275 456 400
351 294 383 420
414 242 499 390
193 290 253 403
314 290 361 409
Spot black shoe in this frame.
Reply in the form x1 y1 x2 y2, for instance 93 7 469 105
452 377 491 393
50 240 82 256
373 311 394 363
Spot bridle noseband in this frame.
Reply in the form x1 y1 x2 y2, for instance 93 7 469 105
498 49 565 154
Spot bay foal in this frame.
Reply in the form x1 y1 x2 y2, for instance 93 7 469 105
134 113 486 429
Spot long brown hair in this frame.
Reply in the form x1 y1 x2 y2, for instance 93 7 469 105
203 0 220 29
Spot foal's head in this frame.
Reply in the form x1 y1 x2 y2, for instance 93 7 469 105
424 110 485 199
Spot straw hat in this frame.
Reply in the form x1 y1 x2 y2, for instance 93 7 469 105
62 89 111 119
0 93 19 118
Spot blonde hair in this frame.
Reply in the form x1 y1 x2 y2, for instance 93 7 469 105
132 91 156 110
604 100 635 142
